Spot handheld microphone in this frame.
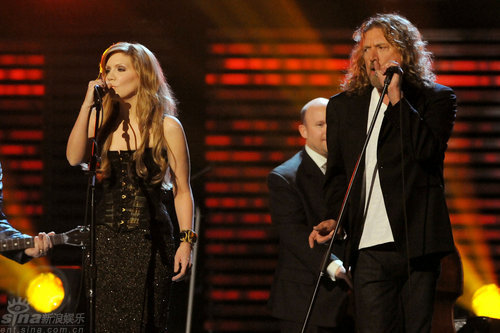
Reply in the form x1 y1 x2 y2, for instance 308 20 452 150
384 66 403 85
93 84 107 107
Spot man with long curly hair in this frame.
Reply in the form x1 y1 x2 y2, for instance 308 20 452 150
308 13 457 332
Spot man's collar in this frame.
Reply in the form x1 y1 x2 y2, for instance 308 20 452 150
304 145 327 172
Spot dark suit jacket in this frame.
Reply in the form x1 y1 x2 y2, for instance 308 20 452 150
268 149 349 327
0 162 30 263
324 82 457 267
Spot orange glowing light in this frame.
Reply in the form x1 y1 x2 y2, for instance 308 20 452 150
472 284 500 319
26 272 65 313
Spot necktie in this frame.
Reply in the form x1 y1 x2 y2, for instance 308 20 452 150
321 162 327 175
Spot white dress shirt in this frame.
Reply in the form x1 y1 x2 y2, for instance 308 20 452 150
358 88 395 249
305 145 327 175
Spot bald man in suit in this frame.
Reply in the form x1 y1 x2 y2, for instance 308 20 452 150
268 98 353 333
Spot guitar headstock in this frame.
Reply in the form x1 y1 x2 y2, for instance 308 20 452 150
61 226 89 247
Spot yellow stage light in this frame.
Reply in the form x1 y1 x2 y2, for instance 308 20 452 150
472 284 500 319
25 272 65 313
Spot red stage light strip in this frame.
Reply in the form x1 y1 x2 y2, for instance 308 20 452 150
449 138 500 149
205 197 267 209
435 60 500 72
208 166 271 178
451 214 500 225
206 104 300 117
223 58 349 71
454 229 500 241
210 289 269 301
208 213 271 224
209 88 339 100
204 320 272 332
445 168 500 180
0 55 44 66
2 189 42 201
210 43 353 55
0 145 39 156
205 135 304 148
452 122 500 133
205 229 271 240
4 160 43 171
457 90 500 102
206 73 342 86
0 69 43 80
205 151 288 162
0 84 45 95
218 58 500 72
448 198 500 210
205 182 268 193
206 119 299 131
437 75 500 87
445 152 500 164
3 204 43 216
207 74 500 87
0 130 43 141
208 274 274 285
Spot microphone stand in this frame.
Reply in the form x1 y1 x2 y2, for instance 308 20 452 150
185 164 210 333
84 86 103 333
185 205 201 333
301 76 393 333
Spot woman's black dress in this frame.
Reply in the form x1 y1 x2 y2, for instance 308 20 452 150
90 150 175 332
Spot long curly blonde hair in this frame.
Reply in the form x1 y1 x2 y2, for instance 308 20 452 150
97 42 177 184
342 13 436 94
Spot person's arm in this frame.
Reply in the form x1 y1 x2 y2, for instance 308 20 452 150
0 163 28 263
268 170 342 275
326 254 352 288
66 79 105 166
0 224 54 263
384 85 457 164
0 199 53 262
163 116 195 281
324 97 349 222
0 219 30 263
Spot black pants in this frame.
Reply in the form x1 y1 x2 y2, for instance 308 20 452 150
279 320 338 333
353 244 440 333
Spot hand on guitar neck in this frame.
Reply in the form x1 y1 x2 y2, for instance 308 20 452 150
1 226 89 259
24 232 54 258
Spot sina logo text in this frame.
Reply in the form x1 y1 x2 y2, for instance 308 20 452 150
1 297 41 325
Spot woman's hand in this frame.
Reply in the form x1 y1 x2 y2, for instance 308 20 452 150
66 77 107 166
172 242 193 281
82 78 106 109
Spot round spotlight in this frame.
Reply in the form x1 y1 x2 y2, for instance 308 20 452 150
472 284 500 319
26 272 65 313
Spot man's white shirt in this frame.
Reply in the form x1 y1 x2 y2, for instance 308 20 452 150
358 88 395 250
